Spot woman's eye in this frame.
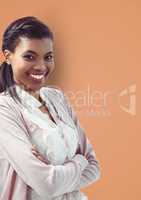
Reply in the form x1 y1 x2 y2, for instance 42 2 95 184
23 55 35 61
45 55 54 61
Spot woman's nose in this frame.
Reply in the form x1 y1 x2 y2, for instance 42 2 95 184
34 60 47 70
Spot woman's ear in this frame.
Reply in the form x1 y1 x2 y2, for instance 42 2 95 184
3 49 12 64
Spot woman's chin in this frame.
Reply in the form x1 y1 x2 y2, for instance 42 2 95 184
15 75 49 91
28 84 44 91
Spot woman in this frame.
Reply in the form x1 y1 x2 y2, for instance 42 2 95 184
0 16 100 200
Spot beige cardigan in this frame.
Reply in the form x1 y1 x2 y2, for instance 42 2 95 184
0 85 100 200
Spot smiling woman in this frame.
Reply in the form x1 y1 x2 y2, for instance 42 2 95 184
0 16 100 200
0 16 54 101
7 37 55 90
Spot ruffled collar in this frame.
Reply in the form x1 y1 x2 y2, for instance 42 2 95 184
13 84 49 110
4 84 78 131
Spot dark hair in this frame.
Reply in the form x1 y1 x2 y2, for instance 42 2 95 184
0 16 54 103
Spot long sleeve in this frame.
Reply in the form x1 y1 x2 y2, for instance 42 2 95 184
60 89 101 190
0 96 93 199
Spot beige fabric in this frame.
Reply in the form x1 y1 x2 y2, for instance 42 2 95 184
0 85 100 200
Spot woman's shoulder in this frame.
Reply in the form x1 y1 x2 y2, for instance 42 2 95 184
0 92 22 115
0 92 14 105
42 85 63 93
40 85 70 112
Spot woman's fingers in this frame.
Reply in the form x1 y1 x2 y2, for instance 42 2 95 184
31 145 49 164
32 149 38 156
32 150 45 162
32 145 38 151
37 154 49 164
31 145 41 158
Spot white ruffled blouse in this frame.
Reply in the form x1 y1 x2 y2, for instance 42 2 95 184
0 84 100 200
15 85 88 200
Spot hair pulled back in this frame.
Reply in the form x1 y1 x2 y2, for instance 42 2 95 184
0 16 53 102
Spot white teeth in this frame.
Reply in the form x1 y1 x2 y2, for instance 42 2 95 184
30 74 44 80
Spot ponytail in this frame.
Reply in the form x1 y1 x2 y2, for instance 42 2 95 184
0 62 21 103
0 61 14 91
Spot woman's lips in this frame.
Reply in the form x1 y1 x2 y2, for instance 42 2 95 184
27 70 49 81
29 74 44 80
29 70 48 75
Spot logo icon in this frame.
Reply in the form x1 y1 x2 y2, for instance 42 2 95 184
118 84 136 116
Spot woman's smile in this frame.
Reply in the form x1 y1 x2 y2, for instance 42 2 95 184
4 37 55 91
27 69 49 82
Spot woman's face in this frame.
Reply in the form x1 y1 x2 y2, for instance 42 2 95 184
4 37 55 92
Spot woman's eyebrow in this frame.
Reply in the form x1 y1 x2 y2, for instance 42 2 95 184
23 50 53 55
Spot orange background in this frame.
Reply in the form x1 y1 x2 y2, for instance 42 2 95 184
0 1 140 200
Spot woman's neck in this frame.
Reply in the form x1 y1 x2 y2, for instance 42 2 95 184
15 81 40 102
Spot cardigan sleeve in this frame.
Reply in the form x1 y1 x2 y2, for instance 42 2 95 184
60 89 101 190
0 96 93 198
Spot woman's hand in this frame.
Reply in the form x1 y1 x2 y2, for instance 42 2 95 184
31 145 49 165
